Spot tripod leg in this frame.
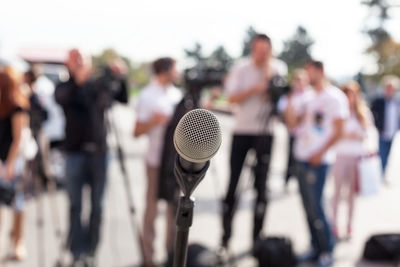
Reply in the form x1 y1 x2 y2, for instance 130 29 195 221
34 171 46 267
45 180 66 267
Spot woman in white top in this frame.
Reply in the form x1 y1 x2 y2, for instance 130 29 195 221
331 81 373 240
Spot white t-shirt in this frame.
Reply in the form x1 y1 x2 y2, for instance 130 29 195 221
335 114 367 156
136 81 182 167
225 58 287 135
294 85 349 164
34 75 66 141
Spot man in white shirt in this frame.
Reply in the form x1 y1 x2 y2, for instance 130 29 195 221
287 60 348 267
221 34 287 249
134 57 182 267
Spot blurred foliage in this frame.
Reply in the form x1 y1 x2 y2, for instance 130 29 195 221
278 26 314 74
242 26 258 57
362 0 400 77
92 48 151 90
184 42 233 73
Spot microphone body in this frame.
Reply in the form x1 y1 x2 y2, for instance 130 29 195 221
173 108 222 197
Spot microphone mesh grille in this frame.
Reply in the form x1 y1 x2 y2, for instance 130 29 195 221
174 109 222 163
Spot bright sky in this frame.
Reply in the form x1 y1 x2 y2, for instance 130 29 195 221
1 0 400 79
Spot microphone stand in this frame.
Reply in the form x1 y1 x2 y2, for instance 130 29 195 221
173 157 210 267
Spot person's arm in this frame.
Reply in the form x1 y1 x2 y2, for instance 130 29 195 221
228 83 266 104
284 95 300 130
309 118 344 166
5 112 28 180
133 112 169 137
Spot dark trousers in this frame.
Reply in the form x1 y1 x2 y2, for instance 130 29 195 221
296 162 334 255
379 138 392 173
222 134 273 246
285 136 296 184
65 152 107 258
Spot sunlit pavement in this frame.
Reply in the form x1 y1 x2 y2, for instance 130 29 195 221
1 101 399 267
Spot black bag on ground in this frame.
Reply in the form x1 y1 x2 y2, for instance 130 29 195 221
363 234 400 262
186 243 219 267
253 237 297 267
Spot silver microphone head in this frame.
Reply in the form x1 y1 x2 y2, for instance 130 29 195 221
174 109 222 163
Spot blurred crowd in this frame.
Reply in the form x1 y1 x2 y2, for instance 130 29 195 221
0 32 399 267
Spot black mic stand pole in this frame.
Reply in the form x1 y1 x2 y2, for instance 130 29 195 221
173 157 210 267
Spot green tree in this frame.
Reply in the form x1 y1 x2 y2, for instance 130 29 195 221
278 26 314 73
242 26 257 57
184 43 233 73
362 0 400 76
93 48 151 91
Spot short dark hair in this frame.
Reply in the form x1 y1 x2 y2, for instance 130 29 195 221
251 33 272 46
152 57 176 75
305 60 324 72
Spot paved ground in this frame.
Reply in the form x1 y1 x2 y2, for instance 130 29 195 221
1 101 400 267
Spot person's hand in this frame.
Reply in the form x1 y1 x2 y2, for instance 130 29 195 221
309 151 324 167
252 81 268 96
75 66 92 85
4 162 15 181
345 131 363 140
152 112 170 126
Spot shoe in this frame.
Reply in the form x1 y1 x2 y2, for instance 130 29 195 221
84 254 97 267
296 249 319 263
12 241 27 261
71 257 86 267
216 245 229 265
317 253 334 267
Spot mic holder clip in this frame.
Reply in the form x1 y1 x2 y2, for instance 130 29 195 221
174 156 210 198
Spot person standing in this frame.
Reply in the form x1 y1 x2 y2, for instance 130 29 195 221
221 33 287 250
331 81 374 240
134 57 182 267
55 49 127 267
0 66 30 260
279 69 310 188
287 60 349 267
371 75 400 175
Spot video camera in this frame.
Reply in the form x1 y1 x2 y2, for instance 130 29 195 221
267 75 291 111
95 65 124 94
183 64 225 90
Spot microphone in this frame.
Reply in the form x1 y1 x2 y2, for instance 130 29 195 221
172 109 222 267
173 109 222 197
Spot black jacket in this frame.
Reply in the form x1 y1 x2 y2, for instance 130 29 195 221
55 75 128 154
371 96 400 134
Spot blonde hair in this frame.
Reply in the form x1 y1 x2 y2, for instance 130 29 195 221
342 80 369 128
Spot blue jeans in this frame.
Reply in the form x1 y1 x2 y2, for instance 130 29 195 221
296 162 334 255
379 138 392 173
65 152 107 258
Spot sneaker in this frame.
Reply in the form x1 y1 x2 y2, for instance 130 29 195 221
84 254 97 267
317 253 334 267
296 249 319 263
12 241 27 261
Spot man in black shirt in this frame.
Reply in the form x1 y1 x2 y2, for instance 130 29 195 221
55 49 127 266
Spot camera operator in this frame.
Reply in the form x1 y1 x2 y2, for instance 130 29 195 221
221 33 287 251
133 57 182 267
278 69 311 188
55 49 128 267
